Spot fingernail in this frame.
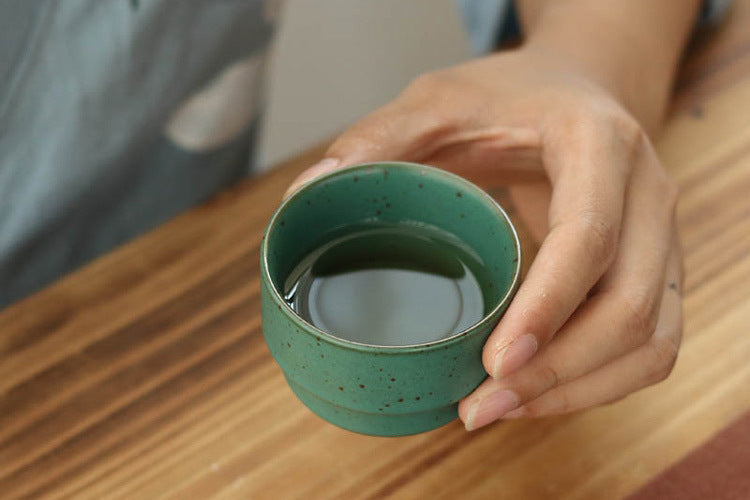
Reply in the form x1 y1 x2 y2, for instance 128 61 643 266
284 158 340 198
464 390 520 431
492 334 538 379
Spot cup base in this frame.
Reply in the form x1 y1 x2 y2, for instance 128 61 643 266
286 376 458 437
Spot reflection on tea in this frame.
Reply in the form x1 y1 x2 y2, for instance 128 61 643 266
284 225 489 346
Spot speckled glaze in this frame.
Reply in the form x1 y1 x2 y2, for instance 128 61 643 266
260 162 521 436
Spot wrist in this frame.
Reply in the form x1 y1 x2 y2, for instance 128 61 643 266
519 1 700 133
522 36 660 131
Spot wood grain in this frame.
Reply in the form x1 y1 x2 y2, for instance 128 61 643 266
2 3 750 499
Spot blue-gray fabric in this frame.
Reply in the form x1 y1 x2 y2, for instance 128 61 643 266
457 0 511 55
0 0 273 307
0 0 732 308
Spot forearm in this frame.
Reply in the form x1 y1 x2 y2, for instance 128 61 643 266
516 0 701 133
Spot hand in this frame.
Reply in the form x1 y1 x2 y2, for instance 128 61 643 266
285 46 683 430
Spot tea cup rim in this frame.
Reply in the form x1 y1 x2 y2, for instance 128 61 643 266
261 161 522 351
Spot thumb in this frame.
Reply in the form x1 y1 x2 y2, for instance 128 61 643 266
284 100 437 198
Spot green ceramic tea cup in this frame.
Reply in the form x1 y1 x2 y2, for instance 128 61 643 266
260 162 521 436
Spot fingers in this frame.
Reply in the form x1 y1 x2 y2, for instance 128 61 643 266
461 138 681 429
284 98 441 198
325 100 434 165
503 276 682 419
591 138 678 304
460 209 682 429
461 261 681 427
507 182 552 244
482 118 636 379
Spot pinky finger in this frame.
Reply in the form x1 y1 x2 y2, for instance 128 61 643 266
504 280 682 419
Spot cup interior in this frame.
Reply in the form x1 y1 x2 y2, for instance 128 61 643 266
263 162 520 345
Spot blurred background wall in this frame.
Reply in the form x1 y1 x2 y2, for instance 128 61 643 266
257 0 473 169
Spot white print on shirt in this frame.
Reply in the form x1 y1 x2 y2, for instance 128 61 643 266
165 53 265 152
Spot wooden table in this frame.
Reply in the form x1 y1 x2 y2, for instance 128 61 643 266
2 4 749 499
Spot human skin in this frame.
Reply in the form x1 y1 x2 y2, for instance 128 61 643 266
285 0 700 430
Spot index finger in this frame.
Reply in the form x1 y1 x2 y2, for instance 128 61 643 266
483 121 634 378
